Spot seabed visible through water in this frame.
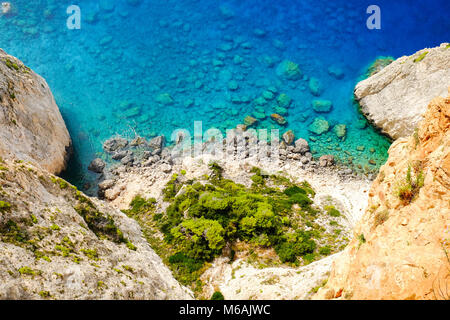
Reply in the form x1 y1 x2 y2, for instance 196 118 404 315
0 0 449 189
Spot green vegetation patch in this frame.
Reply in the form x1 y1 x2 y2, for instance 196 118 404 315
395 163 425 205
73 193 135 249
0 200 12 212
413 51 428 63
124 163 345 293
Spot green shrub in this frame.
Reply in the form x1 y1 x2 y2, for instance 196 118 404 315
283 185 306 196
319 245 332 255
169 252 204 273
324 205 341 217
211 291 225 300
127 195 156 215
395 164 425 204
0 201 12 212
153 165 326 274
171 218 225 260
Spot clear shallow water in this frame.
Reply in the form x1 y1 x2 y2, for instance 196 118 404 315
0 0 448 189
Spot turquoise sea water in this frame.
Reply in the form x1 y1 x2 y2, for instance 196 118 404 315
0 0 448 189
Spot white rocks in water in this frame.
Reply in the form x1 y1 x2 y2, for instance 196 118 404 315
88 158 106 173
1 2 11 15
293 138 310 154
0 49 71 174
319 155 335 167
282 130 295 145
354 43 450 140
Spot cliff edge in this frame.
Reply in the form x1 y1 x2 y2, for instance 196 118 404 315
315 91 450 299
355 43 450 140
0 49 71 174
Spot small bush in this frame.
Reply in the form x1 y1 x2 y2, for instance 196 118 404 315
374 210 389 227
0 201 12 212
395 164 425 205
324 205 341 217
319 245 332 255
211 291 225 300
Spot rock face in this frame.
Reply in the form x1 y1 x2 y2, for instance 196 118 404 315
0 49 71 174
354 43 450 140
0 158 193 300
315 94 450 300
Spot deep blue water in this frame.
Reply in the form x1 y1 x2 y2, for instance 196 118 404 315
0 0 449 189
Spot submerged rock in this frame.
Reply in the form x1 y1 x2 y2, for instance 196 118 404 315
312 99 333 113
354 43 450 139
308 117 330 135
308 77 323 96
333 124 347 139
327 65 344 79
244 115 258 127
155 93 174 105
270 113 287 125
276 60 302 81
277 93 292 108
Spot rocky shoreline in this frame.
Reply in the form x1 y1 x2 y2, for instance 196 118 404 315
1 42 448 300
90 129 374 200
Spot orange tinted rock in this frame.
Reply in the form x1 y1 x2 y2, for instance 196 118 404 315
270 113 287 125
314 93 450 300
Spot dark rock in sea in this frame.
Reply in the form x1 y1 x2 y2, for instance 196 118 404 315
88 158 106 173
103 137 128 153
112 150 128 160
120 154 134 166
149 135 166 150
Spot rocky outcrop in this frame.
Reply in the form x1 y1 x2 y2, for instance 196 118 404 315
355 43 450 140
98 143 371 299
0 49 71 174
0 158 193 299
314 93 450 300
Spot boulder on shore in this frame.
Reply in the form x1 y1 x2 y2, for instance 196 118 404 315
354 43 450 140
